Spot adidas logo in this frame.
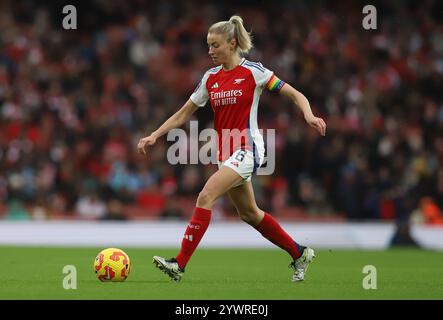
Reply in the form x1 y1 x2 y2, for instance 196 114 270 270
234 78 245 84
211 82 219 89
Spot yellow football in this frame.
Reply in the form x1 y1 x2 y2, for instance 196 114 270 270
94 248 131 282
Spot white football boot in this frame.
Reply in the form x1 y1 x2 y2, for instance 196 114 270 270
289 247 315 282
152 256 184 282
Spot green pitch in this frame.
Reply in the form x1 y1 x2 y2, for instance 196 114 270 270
1 246 442 300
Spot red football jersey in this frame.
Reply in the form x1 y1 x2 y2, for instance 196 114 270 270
190 58 283 162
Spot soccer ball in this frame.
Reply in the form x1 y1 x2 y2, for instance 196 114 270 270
94 248 131 282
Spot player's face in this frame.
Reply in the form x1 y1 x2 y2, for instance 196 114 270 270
207 33 236 65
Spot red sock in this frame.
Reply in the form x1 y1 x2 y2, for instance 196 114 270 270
175 207 211 269
254 213 303 260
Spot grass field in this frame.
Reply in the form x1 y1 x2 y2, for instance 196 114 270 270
1 246 442 300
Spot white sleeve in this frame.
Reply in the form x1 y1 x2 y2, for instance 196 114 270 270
247 62 274 88
259 66 274 88
190 72 210 107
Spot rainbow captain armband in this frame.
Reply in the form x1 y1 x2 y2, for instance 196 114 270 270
265 74 286 92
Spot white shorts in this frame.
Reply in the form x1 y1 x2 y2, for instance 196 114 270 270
217 149 263 187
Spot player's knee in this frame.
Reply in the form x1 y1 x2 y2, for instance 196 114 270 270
196 189 216 208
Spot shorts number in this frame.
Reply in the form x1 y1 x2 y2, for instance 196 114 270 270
235 150 246 162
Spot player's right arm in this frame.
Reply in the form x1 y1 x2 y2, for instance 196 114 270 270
137 99 199 155
138 68 211 155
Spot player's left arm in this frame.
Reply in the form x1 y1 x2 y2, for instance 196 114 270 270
277 81 326 136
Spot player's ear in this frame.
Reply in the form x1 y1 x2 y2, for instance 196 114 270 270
229 38 237 51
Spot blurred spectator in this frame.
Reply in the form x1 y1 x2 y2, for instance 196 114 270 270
75 193 107 220
5 199 30 220
411 197 443 225
101 199 128 221
161 200 185 220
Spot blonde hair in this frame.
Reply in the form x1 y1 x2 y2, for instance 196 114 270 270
208 15 253 55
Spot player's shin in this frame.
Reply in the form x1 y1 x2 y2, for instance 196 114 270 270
253 212 304 260
175 207 211 269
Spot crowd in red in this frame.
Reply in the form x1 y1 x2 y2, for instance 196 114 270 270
0 0 442 223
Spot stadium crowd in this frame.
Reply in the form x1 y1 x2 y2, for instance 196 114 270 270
0 0 443 223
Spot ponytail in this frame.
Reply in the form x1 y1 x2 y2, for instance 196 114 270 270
229 15 253 55
208 15 253 55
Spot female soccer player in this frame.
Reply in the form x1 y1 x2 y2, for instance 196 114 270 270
138 15 326 282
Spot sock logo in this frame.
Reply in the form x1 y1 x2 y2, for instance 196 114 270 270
184 234 193 242
188 223 200 230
